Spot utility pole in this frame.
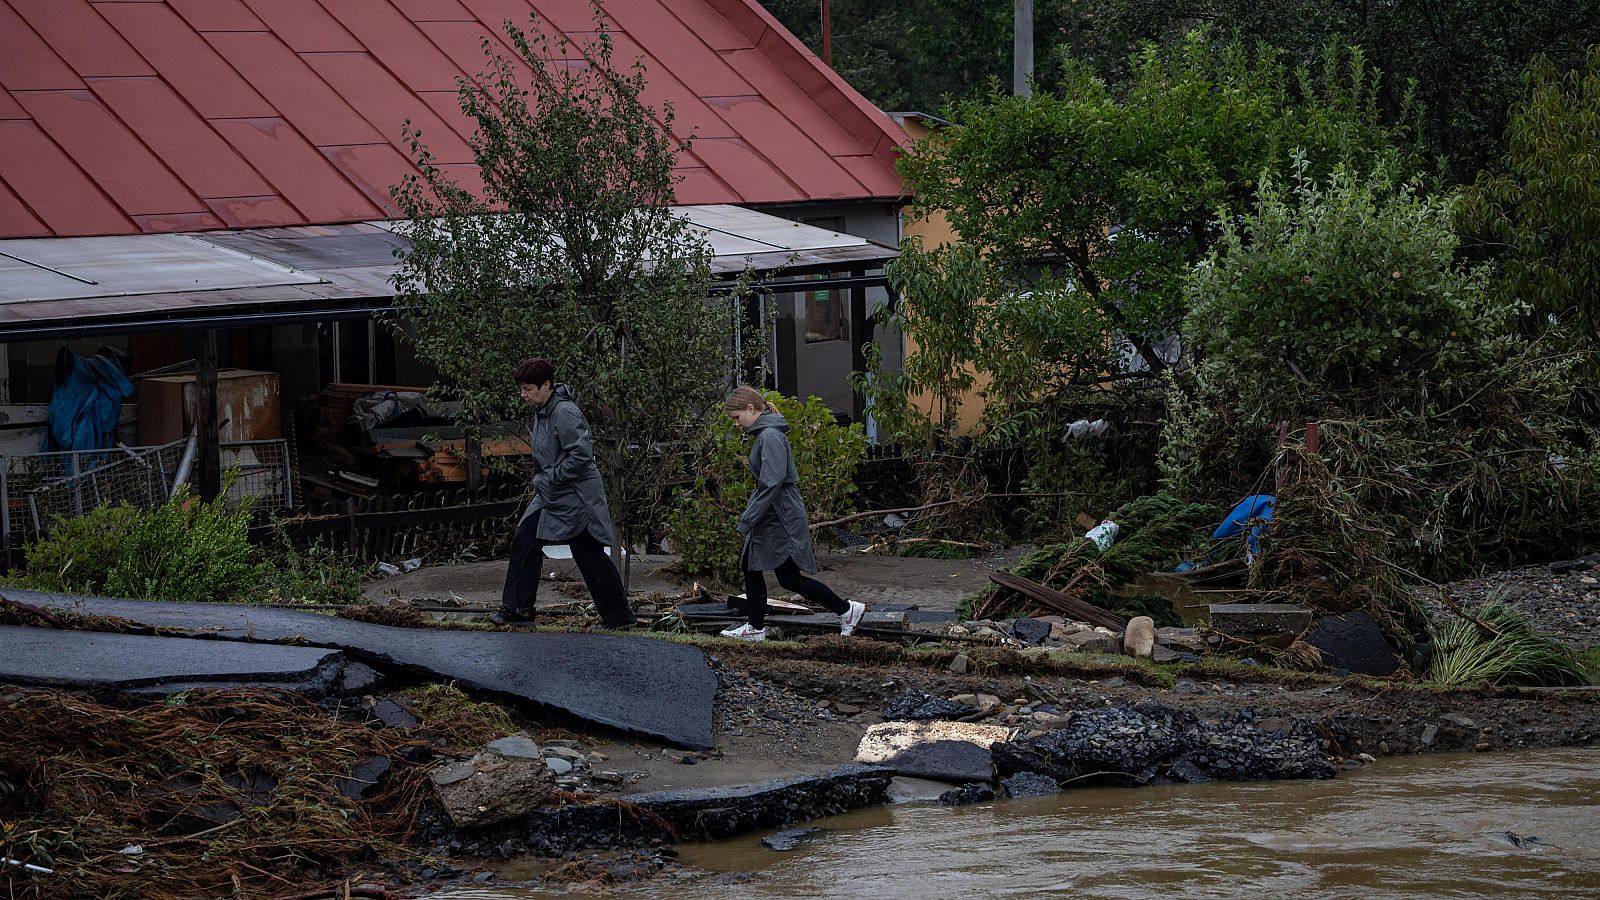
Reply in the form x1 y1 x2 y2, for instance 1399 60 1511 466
821 0 832 67
1014 0 1033 96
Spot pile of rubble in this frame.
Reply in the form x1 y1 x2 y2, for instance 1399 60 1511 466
856 690 1340 806
936 615 1207 664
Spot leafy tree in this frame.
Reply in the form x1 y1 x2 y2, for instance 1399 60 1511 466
390 9 751 557
1166 161 1600 577
1464 48 1600 352
1064 0 1600 182
898 32 1407 385
766 0 1600 183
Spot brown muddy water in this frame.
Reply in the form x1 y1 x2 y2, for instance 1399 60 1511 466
437 748 1600 898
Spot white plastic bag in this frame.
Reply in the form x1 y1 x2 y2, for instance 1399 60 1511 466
1083 520 1120 552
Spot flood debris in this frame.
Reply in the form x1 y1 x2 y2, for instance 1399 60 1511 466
991 704 1336 788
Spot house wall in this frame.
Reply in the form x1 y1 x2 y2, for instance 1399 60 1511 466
753 200 904 425
894 114 990 435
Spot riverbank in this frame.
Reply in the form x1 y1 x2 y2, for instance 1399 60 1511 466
3 556 1599 897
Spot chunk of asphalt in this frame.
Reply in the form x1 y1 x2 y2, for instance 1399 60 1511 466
0 625 343 692
1 589 717 749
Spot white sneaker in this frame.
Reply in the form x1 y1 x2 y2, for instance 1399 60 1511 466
840 600 866 636
719 623 767 641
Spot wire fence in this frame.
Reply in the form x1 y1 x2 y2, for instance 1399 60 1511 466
1 439 293 553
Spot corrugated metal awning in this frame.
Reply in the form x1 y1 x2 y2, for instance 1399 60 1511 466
0 206 896 337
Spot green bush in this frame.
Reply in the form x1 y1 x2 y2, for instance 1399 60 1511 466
260 531 366 606
20 486 260 603
668 392 867 583
16 490 366 606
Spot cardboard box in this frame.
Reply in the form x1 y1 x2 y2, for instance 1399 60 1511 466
136 369 281 445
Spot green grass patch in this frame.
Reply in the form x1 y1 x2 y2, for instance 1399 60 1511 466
1427 601 1592 688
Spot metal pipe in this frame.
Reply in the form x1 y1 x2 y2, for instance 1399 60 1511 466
1014 0 1034 97
821 0 832 66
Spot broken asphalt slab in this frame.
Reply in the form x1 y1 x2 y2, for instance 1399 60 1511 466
0 589 717 749
0 625 344 694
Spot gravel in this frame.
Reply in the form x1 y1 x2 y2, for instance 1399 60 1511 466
1428 553 1600 649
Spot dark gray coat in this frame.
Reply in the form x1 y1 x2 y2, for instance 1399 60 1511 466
522 384 617 545
738 411 817 573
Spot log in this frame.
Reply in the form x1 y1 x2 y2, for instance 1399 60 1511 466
987 571 1127 631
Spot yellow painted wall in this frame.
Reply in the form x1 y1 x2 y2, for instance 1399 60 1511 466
894 114 990 434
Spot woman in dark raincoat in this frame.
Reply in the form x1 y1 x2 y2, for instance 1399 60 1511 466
720 386 865 641
494 358 635 628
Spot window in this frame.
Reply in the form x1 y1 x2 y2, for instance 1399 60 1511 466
802 217 848 343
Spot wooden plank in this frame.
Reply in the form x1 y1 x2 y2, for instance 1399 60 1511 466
987 571 1127 631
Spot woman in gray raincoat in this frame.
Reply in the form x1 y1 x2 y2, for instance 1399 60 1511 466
494 357 634 628
720 386 865 641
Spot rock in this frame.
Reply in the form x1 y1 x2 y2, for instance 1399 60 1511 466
881 691 978 721
1123 616 1156 658
1208 604 1313 647
938 783 996 806
1012 618 1052 645
1155 627 1204 652
761 827 821 851
545 757 574 776
1151 646 1179 664
337 661 382 696
950 693 979 706
1421 724 1439 747
543 746 587 761
1049 622 1088 642
369 698 419 730
976 694 1002 708
430 746 554 828
833 702 861 715
948 654 971 675
1063 629 1121 654
485 734 541 760
335 755 392 801
1002 771 1061 798
430 760 476 787
591 771 626 784
473 871 496 883
1303 611 1399 677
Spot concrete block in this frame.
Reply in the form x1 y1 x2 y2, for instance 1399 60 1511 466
1208 604 1312 639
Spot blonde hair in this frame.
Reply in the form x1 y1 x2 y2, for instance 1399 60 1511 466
724 385 777 414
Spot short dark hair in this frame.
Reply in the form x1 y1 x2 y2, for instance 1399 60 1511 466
514 357 555 386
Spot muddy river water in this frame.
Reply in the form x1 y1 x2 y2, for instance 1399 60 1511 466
439 748 1600 898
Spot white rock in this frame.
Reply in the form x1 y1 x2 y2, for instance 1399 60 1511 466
1123 616 1156 658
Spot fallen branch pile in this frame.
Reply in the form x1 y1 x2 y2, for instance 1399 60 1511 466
0 688 433 899
967 494 1217 622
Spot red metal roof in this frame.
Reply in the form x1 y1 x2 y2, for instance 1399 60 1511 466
0 0 906 239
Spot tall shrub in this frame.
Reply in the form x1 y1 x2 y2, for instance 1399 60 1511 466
668 393 867 584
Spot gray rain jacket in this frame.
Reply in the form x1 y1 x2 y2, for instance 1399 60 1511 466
738 411 817 573
522 384 617 545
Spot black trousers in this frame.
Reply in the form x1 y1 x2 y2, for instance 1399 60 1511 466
502 511 634 627
743 557 848 629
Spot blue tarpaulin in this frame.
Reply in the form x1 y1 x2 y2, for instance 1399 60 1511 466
1213 494 1275 553
46 349 134 453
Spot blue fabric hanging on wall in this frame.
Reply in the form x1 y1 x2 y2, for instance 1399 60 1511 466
46 348 134 453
